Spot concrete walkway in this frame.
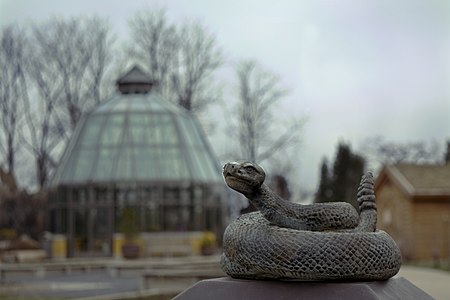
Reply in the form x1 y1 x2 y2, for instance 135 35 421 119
1 259 449 299
396 265 450 300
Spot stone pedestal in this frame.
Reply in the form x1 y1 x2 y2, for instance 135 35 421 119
173 277 434 300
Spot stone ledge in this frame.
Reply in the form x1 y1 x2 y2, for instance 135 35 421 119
173 277 434 300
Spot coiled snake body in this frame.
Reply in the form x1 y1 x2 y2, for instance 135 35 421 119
221 161 401 281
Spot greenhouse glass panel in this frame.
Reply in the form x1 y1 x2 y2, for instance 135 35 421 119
128 95 150 111
58 150 78 182
50 86 223 185
159 116 178 145
147 97 166 112
129 114 148 145
72 149 96 181
158 148 189 180
112 98 130 112
177 118 195 147
114 146 134 180
80 115 105 147
187 118 205 146
94 148 117 180
101 114 125 145
135 147 158 180
95 96 117 113
189 147 208 181
144 114 160 145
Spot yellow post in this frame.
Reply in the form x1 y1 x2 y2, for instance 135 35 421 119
51 234 67 260
113 233 124 258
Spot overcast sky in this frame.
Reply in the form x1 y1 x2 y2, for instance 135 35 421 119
1 0 449 193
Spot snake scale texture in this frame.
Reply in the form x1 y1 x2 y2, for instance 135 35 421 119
221 161 402 281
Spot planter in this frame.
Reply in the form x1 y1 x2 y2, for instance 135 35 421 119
201 246 215 256
122 243 140 259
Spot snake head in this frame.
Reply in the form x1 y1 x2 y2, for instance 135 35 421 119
222 161 266 195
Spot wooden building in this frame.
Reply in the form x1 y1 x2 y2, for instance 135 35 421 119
375 164 450 261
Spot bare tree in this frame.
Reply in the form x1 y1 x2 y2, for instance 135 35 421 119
128 9 178 97
85 17 115 105
20 16 113 188
128 9 222 113
234 60 302 162
22 43 63 188
171 21 222 112
31 17 114 132
361 136 443 169
0 25 27 182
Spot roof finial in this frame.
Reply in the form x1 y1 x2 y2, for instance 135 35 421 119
116 66 154 94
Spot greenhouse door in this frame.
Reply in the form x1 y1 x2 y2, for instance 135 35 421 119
73 207 112 257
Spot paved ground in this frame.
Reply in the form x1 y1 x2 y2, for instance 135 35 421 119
0 270 139 299
396 265 450 300
0 262 449 299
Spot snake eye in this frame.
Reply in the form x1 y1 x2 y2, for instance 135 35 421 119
244 165 257 173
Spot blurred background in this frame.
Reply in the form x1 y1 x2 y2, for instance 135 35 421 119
0 0 449 299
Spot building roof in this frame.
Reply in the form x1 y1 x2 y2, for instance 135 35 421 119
375 163 450 198
50 69 222 186
116 66 153 84
116 66 154 94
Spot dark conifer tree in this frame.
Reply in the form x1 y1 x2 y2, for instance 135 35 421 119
315 158 332 203
315 143 365 209
445 141 450 164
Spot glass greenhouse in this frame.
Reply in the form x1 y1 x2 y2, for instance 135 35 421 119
48 66 227 257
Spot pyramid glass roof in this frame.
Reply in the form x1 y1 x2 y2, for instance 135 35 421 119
50 92 222 186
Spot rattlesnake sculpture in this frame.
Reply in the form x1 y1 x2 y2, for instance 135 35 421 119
221 161 401 281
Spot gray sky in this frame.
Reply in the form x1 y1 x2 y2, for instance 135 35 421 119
1 0 449 192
